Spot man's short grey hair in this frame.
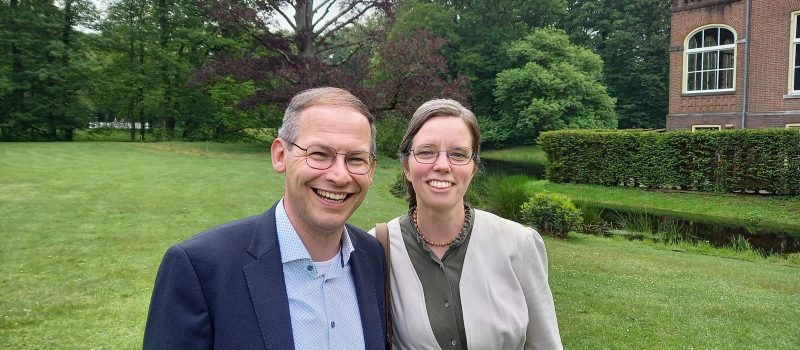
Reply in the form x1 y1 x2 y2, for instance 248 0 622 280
278 87 376 154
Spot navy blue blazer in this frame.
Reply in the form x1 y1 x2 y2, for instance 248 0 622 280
143 203 387 349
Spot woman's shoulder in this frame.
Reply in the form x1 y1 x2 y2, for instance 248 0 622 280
473 209 542 243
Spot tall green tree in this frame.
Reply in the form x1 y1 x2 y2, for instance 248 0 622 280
0 0 97 140
561 0 669 129
491 28 616 147
389 0 568 146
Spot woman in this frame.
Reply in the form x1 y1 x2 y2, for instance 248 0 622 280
375 99 562 350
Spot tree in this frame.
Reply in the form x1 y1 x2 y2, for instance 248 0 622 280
267 0 394 60
561 0 669 129
491 28 616 147
0 0 98 140
368 29 469 118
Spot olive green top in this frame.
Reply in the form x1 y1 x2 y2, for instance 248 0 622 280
399 206 475 350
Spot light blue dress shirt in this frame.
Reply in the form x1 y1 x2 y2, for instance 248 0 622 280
275 199 366 350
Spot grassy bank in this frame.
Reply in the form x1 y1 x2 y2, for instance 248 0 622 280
1 142 798 349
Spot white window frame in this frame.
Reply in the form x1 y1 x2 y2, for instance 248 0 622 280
786 123 800 129
683 25 737 94
691 124 722 132
789 12 800 94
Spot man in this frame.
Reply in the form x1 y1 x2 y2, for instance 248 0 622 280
143 87 386 349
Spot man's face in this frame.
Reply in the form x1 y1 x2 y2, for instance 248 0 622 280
271 105 375 237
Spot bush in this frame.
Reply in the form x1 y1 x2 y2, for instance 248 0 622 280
390 171 407 200
520 192 582 238
477 174 532 221
376 113 408 159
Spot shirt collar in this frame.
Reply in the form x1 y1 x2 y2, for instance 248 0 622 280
275 198 354 267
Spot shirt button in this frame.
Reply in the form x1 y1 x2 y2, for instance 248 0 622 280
451 340 457 346
444 301 450 308
331 321 336 328
306 265 313 271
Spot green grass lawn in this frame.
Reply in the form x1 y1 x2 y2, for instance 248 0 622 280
1 142 798 349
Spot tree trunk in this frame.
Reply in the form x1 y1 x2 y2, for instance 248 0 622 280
295 0 316 60
158 0 175 140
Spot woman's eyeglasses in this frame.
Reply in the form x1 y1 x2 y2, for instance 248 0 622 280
410 145 474 166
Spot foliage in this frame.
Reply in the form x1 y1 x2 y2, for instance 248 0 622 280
368 29 470 117
0 0 98 140
561 0 670 129
390 0 570 146
472 173 532 221
520 191 582 238
539 129 800 195
491 28 617 147
375 112 407 158
389 170 407 200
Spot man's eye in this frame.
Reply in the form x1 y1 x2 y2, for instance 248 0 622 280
347 156 368 165
308 151 332 160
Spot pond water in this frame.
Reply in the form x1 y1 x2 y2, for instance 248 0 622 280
582 204 800 255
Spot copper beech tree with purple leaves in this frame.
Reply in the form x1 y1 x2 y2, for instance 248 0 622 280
193 0 469 127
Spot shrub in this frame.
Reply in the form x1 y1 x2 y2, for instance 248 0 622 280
520 192 582 238
376 113 408 159
390 171 407 200
479 174 532 221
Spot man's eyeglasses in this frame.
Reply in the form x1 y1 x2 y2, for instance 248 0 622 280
290 142 375 175
410 145 474 166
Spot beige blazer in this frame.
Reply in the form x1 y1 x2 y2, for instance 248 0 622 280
373 209 563 350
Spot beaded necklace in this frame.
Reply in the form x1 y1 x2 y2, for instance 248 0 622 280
410 205 471 247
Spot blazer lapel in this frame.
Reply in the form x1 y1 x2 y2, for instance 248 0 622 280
243 206 295 350
349 230 385 350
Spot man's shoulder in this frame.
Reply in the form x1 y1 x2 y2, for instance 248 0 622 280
173 210 275 259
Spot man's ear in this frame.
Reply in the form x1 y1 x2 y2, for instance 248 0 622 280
366 158 377 186
271 138 287 173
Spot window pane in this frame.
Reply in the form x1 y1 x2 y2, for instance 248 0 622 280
719 69 733 89
795 67 800 91
706 71 717 90
700 72 708 90
689 37 698 49
692 31 703 48
703 51 718 70
688 72 696 91
795 44 800 67
704 28 719 47
694 72 702 90
720 29 734 45
796 15 800 39
688 54 696 72
720 49 734 69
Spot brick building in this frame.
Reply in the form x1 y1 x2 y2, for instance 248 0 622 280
668 0 800 130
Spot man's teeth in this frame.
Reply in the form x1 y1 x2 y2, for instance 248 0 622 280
429 180 452 189
317 189 347 201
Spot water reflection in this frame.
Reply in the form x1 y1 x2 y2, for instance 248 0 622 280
580 204 800 255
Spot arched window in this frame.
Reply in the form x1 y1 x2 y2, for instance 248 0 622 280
685 26 736 93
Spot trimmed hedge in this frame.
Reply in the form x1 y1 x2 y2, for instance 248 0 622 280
538 129 800 195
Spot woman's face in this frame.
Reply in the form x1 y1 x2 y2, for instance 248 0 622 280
404 116 476 212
